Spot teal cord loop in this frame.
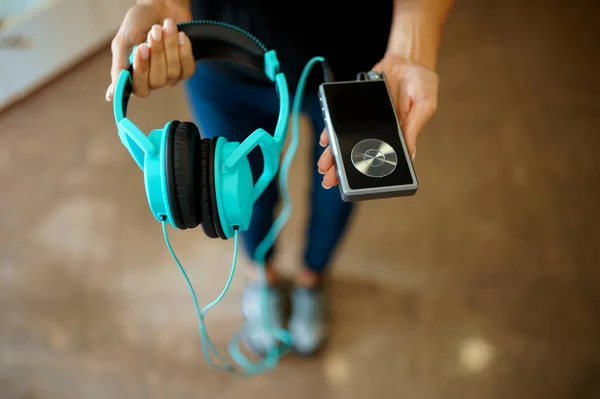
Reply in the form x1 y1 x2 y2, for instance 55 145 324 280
253 55 325 266
161 56 328 376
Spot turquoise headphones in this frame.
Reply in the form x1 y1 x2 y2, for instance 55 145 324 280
112 20 329 376
113 21 289 239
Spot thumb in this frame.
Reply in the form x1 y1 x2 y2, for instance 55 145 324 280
403 98 436 160
106 5 159 101
106 36 134 101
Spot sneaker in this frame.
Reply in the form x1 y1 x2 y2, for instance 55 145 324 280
241 282 285 355
288 285 329 355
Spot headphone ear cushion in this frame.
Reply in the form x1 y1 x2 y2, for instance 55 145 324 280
166 121 185 229
207 137 227 239
198 139 219 239
172 122 202 229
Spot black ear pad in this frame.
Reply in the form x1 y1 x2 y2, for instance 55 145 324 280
172 121 203 229
207 138 227 239
198 139 219 238
165 121 185 229
168 121 226 239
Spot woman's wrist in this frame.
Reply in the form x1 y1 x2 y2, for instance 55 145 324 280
385 0 454 70
136 0 190 14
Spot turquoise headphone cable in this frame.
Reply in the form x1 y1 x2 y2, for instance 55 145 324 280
253 55 326 266
160 56 328 376
161 219 238 371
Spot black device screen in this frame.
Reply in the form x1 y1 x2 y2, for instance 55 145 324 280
322 80 414 189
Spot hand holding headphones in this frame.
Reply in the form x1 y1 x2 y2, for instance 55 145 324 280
121 18 197 98
106 3 192 102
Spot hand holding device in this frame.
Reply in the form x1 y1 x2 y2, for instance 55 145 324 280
318 55 439 192
318 72 418 201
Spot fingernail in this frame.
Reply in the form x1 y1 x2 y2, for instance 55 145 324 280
411 147 417 161
105 86 111 102
151 25 162 41
139 43 149 60
318 168 326 175
164 18 175 35
179 31 185 45
319 140 326 148
322 181 331 190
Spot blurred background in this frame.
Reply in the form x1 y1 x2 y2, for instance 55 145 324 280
1 0 599 398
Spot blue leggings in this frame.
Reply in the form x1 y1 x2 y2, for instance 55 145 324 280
184 64 353 273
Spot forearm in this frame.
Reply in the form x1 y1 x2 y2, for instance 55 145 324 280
164 0 190 8
137 0 191 16
386 0 454 70
137 0 190 6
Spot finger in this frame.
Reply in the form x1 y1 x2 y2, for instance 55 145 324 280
162 18 181 85
322 166 339 188
148 24 167 89
132 43 150 97
107 4 153 101
404 98 437 160
107 34 133 101
319 129 329 147
179 32 195 80
317 145 335 174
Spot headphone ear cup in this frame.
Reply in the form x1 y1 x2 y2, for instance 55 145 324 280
172 122 202 229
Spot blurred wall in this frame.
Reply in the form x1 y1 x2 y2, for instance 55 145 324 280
0 0 133 111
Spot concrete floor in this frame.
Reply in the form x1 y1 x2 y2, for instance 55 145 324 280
1 1 600 398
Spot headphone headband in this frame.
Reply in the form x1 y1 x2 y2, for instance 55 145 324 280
114 21 278 121
177 20 267 68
